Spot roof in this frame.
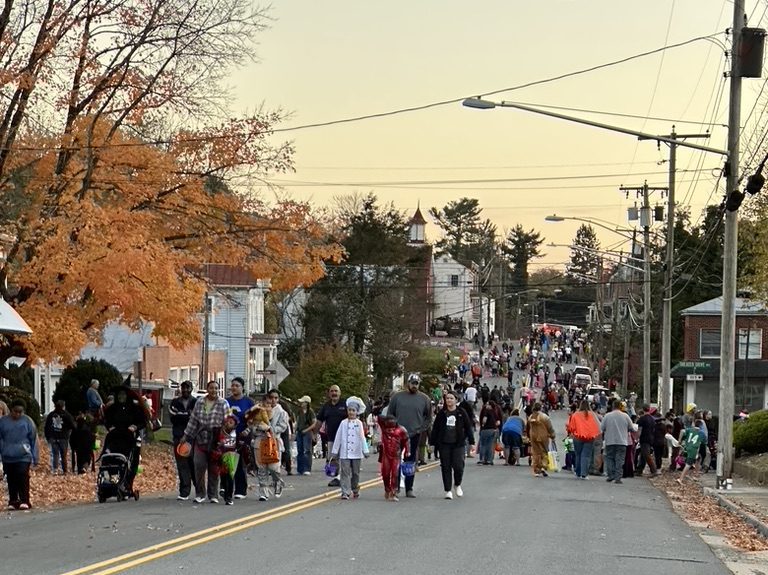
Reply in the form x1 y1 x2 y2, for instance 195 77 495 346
410 206 427 225
202 264 259 287
680 296 768 317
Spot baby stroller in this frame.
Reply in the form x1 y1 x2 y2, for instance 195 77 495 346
96 428 141 503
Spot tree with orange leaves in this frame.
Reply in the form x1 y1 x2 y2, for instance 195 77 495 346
0 1 340 371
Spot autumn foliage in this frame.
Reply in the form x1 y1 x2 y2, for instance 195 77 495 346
0 1 340 368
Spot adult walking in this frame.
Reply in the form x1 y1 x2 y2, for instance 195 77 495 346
430 390 473 500
315 385 347 487
44 400 75 475
295 396 316 475
524 402 555 478
103 386 147 497
566 400 601 480
179 380 229 504
169 381 197 500
225 377 255 499
601 399 636 484
477 400 500 465
387 373 432 498
635 405 660 476
86 379 104 423
0 399 38 510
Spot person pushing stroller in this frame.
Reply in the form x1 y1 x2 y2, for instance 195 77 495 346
102 386 147 499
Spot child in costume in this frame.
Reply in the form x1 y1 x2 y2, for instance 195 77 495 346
377 413 409 501
245 404 284 501
212 414 238 505
676 421 702 485
330 396 369 500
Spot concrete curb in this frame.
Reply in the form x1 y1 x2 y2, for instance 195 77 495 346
703 486 768 539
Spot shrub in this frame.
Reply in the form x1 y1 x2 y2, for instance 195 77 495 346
53 358 124 416
734 410 768 455
404 345 446 377
279 345 370 410
0 387 41 427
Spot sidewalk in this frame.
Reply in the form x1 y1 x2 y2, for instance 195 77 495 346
701 474 768 538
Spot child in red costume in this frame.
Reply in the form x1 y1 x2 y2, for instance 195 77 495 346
377 414 410 502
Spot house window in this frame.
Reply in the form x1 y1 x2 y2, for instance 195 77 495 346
450 274 459 288
190 366 200 386
700 329 721 358
738 328 762 359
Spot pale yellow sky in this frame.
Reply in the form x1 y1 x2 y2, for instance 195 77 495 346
231 1 767 267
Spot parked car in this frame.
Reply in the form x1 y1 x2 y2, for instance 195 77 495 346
573 366 592 378
574 374 593 387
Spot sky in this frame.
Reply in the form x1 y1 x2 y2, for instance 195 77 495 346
229 1 768 269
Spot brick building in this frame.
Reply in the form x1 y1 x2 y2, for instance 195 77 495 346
672 295 768 415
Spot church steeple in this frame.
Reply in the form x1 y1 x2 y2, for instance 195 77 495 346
409 202 426 244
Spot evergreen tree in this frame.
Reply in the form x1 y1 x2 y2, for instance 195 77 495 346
501 225 544 290
429 198 497 265
566 224 602 285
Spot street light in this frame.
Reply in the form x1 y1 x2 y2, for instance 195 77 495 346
545 214 637 241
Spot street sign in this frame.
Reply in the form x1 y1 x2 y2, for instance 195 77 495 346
675 361 711 369
686 373 704 381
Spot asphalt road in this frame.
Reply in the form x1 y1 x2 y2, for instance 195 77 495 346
0 400 729 575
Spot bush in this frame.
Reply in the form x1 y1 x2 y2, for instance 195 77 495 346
6 363 34 395
53 358 124 416
279 345 370 410
734 410 768 455
404 345 447 377
0 386 41 427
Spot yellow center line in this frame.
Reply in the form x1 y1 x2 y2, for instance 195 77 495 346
62 462 440 575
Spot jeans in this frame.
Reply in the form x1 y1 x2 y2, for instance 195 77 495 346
604 444 627 481
49 438 69 473
439 443 465 491
400 434 421 492
573 438 594 478
296 431 313 474
173 438 195 498
193 446 219 500
479 429 496 463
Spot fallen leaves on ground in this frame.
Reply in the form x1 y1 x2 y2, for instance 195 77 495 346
23 441 177 509
654 473 768 551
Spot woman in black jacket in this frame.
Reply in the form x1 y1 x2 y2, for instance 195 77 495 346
430 390 474 500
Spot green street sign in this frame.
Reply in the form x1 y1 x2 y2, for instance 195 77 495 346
675 361 712 369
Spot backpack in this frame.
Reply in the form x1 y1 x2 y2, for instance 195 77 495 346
258 431 280 465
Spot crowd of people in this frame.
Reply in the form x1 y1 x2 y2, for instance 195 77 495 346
0 325 722 510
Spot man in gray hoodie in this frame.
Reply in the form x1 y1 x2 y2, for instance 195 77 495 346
387 374 432 498
600 399 637 484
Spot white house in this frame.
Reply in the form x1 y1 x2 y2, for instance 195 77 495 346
431 255 495 340
203 264 277 394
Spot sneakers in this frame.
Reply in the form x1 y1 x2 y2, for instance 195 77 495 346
193 497 206 504
455 486 463 497
405 490 416 498
302 471 311 476
615 479 623 484
274 481 284 499
225 500 234 506
352 492 359 499
541 470 549 477
341 494 349 500
328 478 340 487
391 494 400 502
234 494 246 500
209 498 219 504
177 495 189 501
444 491 453 500
19 503 29 510
259 495 269 502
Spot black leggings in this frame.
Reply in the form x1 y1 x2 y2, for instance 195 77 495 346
439 443 465 492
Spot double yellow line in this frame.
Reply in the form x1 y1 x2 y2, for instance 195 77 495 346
62 462 439 575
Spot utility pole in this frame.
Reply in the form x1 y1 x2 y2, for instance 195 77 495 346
201 293 210 389
621 182 666 404
640 129 711 414
595 257 604 384
719 1 745 485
